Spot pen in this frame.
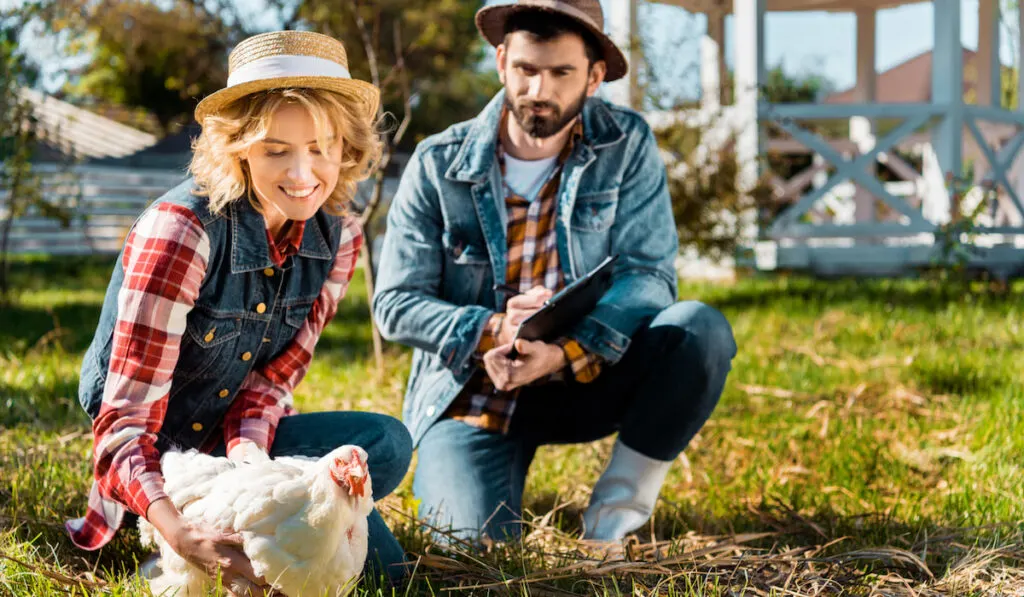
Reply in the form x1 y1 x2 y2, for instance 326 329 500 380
493 283 520 296
491 283 522 362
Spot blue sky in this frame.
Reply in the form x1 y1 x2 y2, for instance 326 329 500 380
628 0 1018 95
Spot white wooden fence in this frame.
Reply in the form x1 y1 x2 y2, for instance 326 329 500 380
0 164 187 255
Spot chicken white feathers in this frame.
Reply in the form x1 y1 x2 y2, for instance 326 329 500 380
139 445 373 597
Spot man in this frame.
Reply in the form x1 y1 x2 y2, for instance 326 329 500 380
372 0 737 545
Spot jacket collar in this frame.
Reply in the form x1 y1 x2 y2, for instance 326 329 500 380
445 89 627 184
229 199 333 273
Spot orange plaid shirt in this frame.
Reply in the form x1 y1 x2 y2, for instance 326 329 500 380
444 112 602 433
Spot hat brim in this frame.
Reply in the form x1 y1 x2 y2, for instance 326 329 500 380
194 76 380 125
475 4 628 82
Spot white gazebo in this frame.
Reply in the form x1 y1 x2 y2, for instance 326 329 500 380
607 0 1024 279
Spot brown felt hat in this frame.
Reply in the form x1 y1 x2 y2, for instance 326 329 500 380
475 0 628 82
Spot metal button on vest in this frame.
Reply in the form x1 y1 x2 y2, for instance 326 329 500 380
218 389 230 398
204 330 215 343
191 422 203 432
263 268 274 277
241 351 252 361
426 405 436 417
256 303 267 314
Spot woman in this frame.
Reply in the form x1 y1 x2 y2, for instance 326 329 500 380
65 30 412 591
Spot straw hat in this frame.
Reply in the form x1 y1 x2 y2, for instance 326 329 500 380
475 0 628 82
194 30 379 124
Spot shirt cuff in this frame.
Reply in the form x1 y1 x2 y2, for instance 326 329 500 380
557 338 603 383
227 440 270 464
127 471 168 520
475 312 505 358
226 420 273 457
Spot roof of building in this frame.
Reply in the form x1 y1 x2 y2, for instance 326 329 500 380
20 88 157 160
823 48 1008 104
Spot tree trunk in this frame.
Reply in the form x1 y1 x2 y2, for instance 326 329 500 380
0 165 26 304
360 237 384 375
359 169 388 376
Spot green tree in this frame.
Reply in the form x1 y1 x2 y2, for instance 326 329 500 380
0 26 43 302
26 0 499 141
646 61 833 260
38 0 236 134
297 0 498 151
760 64 833 103
654 121 775 262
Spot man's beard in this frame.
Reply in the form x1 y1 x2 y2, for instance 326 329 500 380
506 88 588 139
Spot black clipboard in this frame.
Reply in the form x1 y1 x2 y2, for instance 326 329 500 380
509 255 618 355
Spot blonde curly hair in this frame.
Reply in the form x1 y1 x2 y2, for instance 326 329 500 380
189 88 382 216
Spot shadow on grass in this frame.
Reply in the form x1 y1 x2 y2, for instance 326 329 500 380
0 379 86 430
907 354 1013 397
0 303 103 356
4 255 117 294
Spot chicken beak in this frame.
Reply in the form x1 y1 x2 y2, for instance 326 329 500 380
347 470 366 498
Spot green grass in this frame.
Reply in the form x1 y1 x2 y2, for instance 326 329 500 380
1 256 1022 595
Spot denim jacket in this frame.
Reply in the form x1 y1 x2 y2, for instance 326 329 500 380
78 180 344 452
372 91 679 445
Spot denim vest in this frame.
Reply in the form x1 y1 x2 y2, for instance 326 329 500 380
372 91 680 445
78 179 343 452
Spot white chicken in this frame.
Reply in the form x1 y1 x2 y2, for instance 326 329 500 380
138 445 373 597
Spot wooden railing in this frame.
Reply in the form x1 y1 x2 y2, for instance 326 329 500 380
759 102 1024 241
0 164 186 255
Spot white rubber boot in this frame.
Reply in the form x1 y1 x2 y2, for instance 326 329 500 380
582 440 673 541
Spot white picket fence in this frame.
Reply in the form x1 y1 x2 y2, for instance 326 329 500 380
0 163 187 255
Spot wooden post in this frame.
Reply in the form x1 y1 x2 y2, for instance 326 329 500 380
932 0 964 192
606 0 641 109
734 0 766 246
701 10 727 111
1014 0 1024 215
976 0 1000 107
734 0 766 187
851 8 878 224
1019 0 1024 110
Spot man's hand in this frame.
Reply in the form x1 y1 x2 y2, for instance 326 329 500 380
483 339 568 391
497 286 553 346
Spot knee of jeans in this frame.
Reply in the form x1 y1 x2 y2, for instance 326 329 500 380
370 416 413 497
653 301 737 369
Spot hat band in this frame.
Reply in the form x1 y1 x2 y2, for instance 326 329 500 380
227 54 352 87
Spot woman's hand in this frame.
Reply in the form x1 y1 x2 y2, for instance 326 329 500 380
147 498 271 596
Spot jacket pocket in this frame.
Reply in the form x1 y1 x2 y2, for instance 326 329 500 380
441 230 489 305
443 230 490 264
179 309 243 381
282 298 316 329
571 190 618 232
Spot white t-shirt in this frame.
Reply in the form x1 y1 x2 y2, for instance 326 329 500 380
502 153 559 202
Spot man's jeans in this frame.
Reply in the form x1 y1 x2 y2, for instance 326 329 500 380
214 411 413 581
413 301 737 541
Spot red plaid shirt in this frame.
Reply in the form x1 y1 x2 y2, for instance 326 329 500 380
444 113 602 432
66 202 362 550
